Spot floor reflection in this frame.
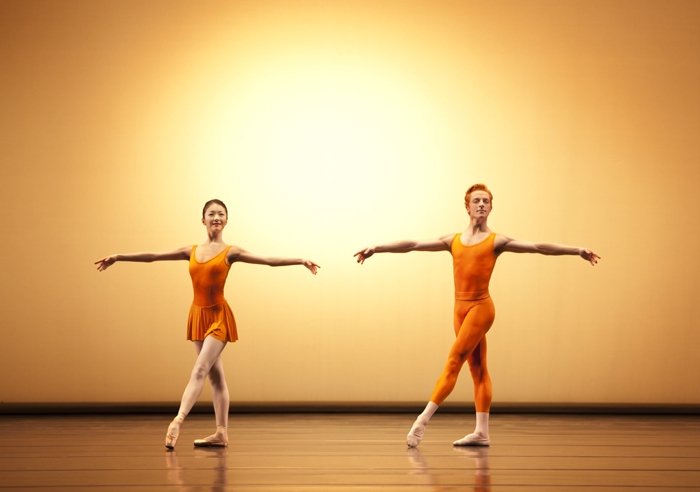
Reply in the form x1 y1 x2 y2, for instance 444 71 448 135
165 447 228 490
1 414 697 490
454 446 491 490
164 450 184 486
406 446 491 491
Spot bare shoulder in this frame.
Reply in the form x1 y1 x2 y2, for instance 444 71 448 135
225 244 247 262
492 233 512 253
172 245 194 260
440 233 457 249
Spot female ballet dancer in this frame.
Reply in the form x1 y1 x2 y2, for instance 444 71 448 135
354 184 599 447
96 199 320 449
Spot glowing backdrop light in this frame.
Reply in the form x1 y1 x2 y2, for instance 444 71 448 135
0 0 699 405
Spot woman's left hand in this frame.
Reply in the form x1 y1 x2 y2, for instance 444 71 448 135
95 255 117 271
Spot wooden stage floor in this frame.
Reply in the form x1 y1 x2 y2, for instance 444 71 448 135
1 413 698 491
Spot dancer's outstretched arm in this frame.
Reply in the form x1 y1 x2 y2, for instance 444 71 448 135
494 236 600 265
227 246 320 274
354 234 453 264
95 246 192 272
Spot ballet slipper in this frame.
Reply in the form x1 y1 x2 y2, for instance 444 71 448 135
406 419 426 447
453 432 490 446
194 426 228 447
165 416 184 449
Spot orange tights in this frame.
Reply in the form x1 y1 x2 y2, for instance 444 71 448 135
430 297 495 412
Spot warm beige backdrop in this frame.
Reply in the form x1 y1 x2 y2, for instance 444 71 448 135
1 0 698 405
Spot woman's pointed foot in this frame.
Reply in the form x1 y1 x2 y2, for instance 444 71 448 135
165 416 185 449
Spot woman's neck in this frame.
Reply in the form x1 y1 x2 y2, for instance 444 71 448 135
206 231 225 244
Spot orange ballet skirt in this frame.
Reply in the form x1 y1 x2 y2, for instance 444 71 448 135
187 245 238 343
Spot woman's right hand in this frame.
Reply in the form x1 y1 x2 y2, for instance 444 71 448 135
301 259 321 275
95 255 117 272
353 246 375 264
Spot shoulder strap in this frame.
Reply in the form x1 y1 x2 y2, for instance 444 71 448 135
450 233 461 253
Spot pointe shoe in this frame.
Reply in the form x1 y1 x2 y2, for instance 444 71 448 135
406 420 426 447
453 432 490 447
165 417 184 449
194 427 228 447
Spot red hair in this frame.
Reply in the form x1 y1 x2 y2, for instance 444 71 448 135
464 184 493 206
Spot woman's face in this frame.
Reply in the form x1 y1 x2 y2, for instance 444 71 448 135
202 203 228 232
466 190 492 218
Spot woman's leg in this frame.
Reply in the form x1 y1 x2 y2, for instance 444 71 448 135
193 341 230 428
178 336 227 417
208 356 230 428
165 337 226 447
193 349 230 446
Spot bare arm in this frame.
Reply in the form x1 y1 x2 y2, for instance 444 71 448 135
227 246 320 274
354 234 454 264
95 245 192 272
494 235 600 266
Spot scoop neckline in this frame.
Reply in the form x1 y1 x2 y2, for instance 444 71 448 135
458 232 494 247
193 245 230 264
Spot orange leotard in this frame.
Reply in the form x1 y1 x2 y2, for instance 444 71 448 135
430 232 497 408
186 245 238 343
452 232 497 301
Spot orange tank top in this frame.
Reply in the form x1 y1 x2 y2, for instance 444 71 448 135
452 232 497 301
189 245 232 308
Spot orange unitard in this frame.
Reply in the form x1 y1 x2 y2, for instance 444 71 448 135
187 245 238 343
429 233 497 411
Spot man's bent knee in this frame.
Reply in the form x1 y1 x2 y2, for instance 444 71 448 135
445 355 468 375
